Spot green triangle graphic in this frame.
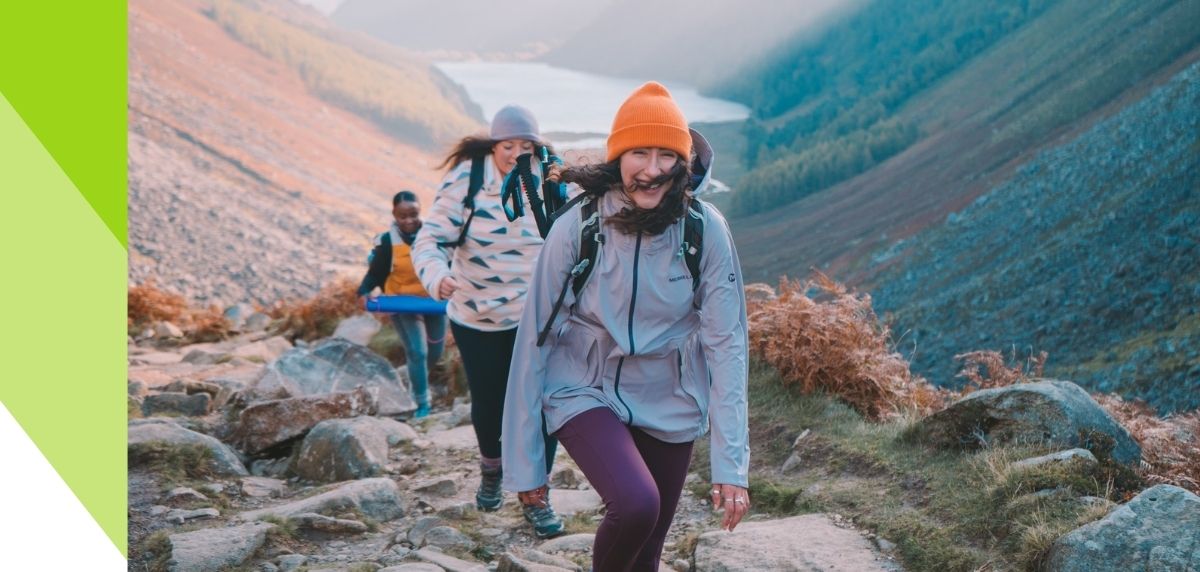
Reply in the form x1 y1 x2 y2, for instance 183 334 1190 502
0 2 127 248
0 92 128 555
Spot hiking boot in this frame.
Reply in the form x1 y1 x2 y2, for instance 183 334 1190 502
476 464 503 511
522 501 565 539
413 403 431 419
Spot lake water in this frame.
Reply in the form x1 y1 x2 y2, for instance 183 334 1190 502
435 61 750 148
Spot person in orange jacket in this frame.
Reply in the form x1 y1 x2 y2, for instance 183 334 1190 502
358 190 446 418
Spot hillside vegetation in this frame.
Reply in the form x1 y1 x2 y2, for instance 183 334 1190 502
718 0 1199 217
209 0 480 147
872 61 1200 412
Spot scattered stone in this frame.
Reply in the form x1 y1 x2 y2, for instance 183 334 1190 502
333 314 383 346
258 562 279 572
241 476 288 498
128 421 249 476
671 560 690 572
276 554 308 571
423 526 476 550
156 321 185 339
693 514 891 571
548 489 602 517
288 512 370 534
1046 484 1200 571
293 416 415 482
916 380 1141 464
198 483 226 496
251 338 416 415
412 477 459 498
378 564 445 572
130 351 185 366
412 548 488 572
539 533 595 554
231 387 378 455
250 458 290 479
780 429 812 473
425 425 478 451
166 487 209 503
549 467 583 489
244 312 272 332
167 521 275 572
149 505 170 516
142 391 212 417
164 378 223 398
237 478 405 522
437 502 476 520
499 547 582 572
406 516 447 546
129 381 149 397
230 336 293 362
1011 448 1098 471
166 507 220 524
182 347 229 365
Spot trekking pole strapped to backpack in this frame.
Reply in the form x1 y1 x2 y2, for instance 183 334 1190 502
501 149 567 239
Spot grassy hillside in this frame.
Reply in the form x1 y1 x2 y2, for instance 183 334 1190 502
871 61 1200 412
720 0 1200 217
208 0 481 147
730 0 1200 283
718 0 1059 215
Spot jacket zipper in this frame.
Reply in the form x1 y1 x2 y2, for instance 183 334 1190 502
613 231 642 425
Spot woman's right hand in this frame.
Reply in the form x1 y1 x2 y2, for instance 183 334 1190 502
438 276 460 299
546 163 564 183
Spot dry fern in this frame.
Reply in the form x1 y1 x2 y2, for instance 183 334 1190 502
268 277 361 341
954 348 1047 393
1094 394 1200 494
746 271 948 419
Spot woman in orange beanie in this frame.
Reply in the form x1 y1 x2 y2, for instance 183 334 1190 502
502 82 751 571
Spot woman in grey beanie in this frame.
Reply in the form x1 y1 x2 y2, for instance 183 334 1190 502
411 105 565 538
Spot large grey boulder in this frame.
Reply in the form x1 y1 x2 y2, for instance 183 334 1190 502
293 417 416 482
231 387 377 456
237 477 405 522
916 379 1141 464
167 521 275 572
128 421 248 476
1045 484 1200 571
251 338 415 415
693 514 891 571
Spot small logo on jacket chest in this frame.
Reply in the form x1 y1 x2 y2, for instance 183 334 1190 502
668 274 692 283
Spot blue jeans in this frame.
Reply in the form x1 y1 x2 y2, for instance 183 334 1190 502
390 313 447 407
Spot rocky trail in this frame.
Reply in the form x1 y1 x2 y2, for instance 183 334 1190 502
127 321 903 572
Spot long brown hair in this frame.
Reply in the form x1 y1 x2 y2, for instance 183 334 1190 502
437 135 558 172
559 156 693 235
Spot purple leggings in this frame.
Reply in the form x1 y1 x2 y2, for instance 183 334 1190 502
555 407 694 572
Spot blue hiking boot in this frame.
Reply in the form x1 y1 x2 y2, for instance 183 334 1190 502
413 403 431 419
522 498 565 539
475 464 503 511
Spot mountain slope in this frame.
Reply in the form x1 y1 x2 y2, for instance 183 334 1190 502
872 62 1200 412
128 0 473 305
731 0 1200 284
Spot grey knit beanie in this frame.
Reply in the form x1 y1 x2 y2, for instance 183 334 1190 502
489 105 541 143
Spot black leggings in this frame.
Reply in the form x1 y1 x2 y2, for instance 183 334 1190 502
450 321 557 472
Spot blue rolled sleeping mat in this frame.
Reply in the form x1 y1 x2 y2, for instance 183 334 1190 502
365 295 448 315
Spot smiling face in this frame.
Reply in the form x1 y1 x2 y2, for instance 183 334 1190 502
492 138 536 177
619 147 681 209
392 200 421 235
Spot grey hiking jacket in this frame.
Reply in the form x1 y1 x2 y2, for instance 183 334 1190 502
502 130 750 491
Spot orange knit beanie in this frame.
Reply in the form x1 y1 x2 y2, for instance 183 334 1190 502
606 81 692 162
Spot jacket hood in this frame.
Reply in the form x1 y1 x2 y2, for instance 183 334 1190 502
689 128 715 196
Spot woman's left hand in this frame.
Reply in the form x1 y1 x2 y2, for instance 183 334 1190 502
710 483 750 531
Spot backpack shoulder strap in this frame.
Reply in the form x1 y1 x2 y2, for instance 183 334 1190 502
439 156 485 248
571 198 603 296
683 199 705 297
537 197 603 347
